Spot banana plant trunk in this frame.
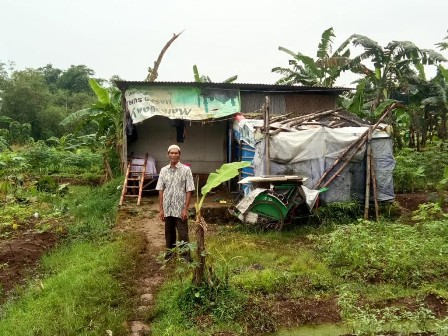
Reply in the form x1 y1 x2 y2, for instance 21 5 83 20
193 211 206 286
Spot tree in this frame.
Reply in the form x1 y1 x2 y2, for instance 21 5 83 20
342 35 447 149
60 79 123 180
192 65 238 83
272 27 351 87
344 35 447 110
146 31 184 81
38 64 63 92
57 65 96 93
0 69 51 140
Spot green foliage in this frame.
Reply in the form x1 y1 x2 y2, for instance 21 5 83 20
197 161 251 211
65 179 122 240
179 282 245 323
321 220 448 286
0 240 134 336
273 27 351 87
411 202 448 221
394 146 448 192
338 288 439 335
192 64 238 83
56 64 95 93
314 200 362 225
36 176 58 193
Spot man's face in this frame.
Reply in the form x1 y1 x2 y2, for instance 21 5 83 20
168 149 180 165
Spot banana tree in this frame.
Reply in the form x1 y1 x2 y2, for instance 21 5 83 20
192 65 238 83
192 161 250 286
60 79 123 180
344 35 447 111
272 27 351 87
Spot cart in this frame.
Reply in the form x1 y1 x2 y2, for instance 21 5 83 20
234 176 307 231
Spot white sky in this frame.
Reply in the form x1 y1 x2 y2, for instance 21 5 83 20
1 0 447 87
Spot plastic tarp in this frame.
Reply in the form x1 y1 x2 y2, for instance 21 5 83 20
252 126 395 202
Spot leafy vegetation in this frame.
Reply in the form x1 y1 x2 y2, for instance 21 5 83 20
0 178 138 336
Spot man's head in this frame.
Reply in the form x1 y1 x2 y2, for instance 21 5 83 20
167 144 181 165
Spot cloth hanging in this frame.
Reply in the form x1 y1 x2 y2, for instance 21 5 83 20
126 113 138 144
174 119 186 143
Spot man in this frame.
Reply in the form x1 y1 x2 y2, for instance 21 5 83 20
155 144 195 261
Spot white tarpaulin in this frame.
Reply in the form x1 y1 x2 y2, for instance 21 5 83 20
269 126 390 163
252 126 395 203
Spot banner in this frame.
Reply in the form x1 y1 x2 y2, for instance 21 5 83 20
125 86 240 122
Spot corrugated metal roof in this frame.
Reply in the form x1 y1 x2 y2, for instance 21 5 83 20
114 80 351 94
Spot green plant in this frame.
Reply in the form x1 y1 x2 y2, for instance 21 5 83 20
321 219 448 286
314 200 362 225
36 176 58 193
411 202 448 221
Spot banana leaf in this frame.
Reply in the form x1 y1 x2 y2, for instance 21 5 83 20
197 161 250 211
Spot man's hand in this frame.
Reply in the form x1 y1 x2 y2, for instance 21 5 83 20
181 208 188 222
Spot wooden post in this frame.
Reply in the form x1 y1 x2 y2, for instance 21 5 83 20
264 96 271 176
315 102 397 190
370 143 379 221
364 127 372 219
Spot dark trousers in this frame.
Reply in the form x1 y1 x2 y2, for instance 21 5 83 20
165 216 191 260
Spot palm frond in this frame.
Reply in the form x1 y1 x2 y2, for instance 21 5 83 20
317 27 335 59
59 108 94 126
223 75 238 83
89 79 110 105
193 65 201 82
278 46 298 58
420 49 448 65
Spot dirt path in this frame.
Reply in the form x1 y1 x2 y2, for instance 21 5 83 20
116 198 167 336
117 192 234 336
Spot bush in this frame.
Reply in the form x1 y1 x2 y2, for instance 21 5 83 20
320 220 448 286
36 176 58 193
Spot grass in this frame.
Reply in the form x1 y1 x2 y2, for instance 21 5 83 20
151 217 448 335
0 177 141 336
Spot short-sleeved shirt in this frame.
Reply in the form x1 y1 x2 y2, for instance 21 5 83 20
155 162 195 218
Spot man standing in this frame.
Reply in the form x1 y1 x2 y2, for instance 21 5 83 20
155 144 195 261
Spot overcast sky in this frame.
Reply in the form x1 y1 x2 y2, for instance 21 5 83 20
1 0 447 87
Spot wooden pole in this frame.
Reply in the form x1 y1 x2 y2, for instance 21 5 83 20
364 127 372 219
370 144 379 221
264 96 271 176
314 103 397 189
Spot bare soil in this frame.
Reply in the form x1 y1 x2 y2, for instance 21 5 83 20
0 191 446 335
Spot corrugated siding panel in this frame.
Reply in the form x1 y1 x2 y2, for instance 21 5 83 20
285 94 336 116
240 93 286 115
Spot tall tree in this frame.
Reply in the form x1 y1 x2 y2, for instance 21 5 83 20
272 27 351 87
38 64 63 92
0 69 51 139
57 65 95 93
344 35 447 110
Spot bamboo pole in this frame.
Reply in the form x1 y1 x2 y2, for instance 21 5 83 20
288 108 342 128
370 144 379 221
314 103 397 189
264 96 271 175
364 127 372 219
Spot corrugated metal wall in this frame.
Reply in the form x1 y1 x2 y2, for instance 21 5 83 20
240 93 286 115
285 94 336 115
240 93 337 116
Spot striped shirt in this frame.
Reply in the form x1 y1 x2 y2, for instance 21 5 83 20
155 162 195 218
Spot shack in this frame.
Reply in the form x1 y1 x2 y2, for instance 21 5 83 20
233 109 396 204
115 81 347 178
